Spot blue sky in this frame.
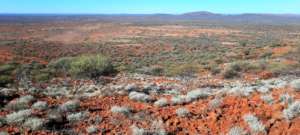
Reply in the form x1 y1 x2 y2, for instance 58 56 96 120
1 0 300 14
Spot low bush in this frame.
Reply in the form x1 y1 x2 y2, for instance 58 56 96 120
260 95 274 104
222 67 240 79
223 61 261 79
0 116 6 127
33 72 51 82
0 63 18 74
283 101 300 120
131 125 145 135
227 126 246 135
23 117 45 131
5 109 32 125
0 132 9 135
290 79 300 91
32 101 48 111
6 95 35 111
186 89 210 101
243 114 265 133
0 62 18 87
209 98 223 109
166 63 200 77
170 95 187 105
150 120 166 135
59 100 80 112
210 65 221 75
67 111 89 123
279 93 294 105
0 75 13 87
86 125 98 134
69 55 114 78
46 109 63 123
128 91 151 102
266 61 294 75
48 57 73 73
48 54 115 78
175 108 190 117
110 106 131 116
136 66 164 76
154 98 168 107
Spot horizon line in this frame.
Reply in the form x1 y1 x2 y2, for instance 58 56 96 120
1 11 300 16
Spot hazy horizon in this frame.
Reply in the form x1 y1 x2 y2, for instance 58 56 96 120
1 0 300 14
0 11 300 16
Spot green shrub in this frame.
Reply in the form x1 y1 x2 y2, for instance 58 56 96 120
0 75 13 87
136 66 164 76
48 57 73 73
0 63 18 86
222 61 261 79
266 62 291 75
150 66 164 76
48 55 115 78
166 64 199 77
0 64 17 74
260 51 273 58
34 73 51 82
204 63 221 75
69 55 114 78
222 67 240 79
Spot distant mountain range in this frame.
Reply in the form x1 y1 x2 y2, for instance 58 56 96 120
1 11 300 24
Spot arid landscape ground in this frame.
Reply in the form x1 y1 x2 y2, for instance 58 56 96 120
0 14 300 134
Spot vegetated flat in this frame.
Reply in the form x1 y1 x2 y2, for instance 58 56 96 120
0 14 300 134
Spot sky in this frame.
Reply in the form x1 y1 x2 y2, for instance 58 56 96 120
1 0 300 14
